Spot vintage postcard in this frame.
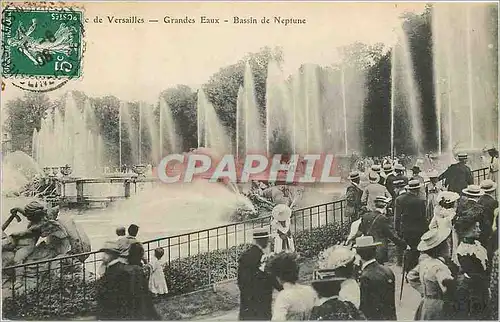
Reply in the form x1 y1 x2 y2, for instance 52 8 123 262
1 1 498 320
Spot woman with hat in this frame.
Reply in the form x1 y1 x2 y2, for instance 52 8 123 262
309 269 365 320
425 170 444 221
486 145 498 182
429 191 460 263
407 227 454 320
317 245 360 309
449 207 490 319
266 252 317 320
271 204 295 253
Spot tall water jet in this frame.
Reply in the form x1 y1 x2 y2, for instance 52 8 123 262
266 60 293 155
392 25 424 155
432 3 497 152
142 102 160 164
196 90 231 154
302 64 323 153
119 101 122 169
31 129 38 161
241 62 264 155
159 97 178 156
235 86 244 159
340 66 348 155
120 101 138 166
390 48 396 158
138 102 142 164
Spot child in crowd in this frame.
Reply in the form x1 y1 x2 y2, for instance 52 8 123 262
149 247 169 297
115 226 126 238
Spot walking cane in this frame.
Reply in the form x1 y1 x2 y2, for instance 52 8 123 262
399 250 407 302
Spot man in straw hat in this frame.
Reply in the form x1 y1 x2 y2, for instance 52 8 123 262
410 165 426 199
354 196 408 265
96 240 160 320
370 164 385 185
237 227 282 320
380 163 394 186
438 152 473 194
478 180 498 248
361 171 391 212
385 164 409 201
345 171 363 223
353 236 398 320
271 204 294 253
486 145 499 182
394 180 427 270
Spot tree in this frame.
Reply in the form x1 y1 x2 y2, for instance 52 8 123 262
5 93 52 153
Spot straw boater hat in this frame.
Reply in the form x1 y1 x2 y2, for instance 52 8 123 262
368 171 380 184
374 196 391 206
405 179 423 190
348 171 360 181
394 164 405 172
318 245 356 270
383 163 393 173
457 152 468 161
311 269 347 296
437 191 460 204
480 179 497 193
417 227 451 252
462 185 485 198
353 236 382 249
252 227 270 239
272 204 292 221
371 165 382 173
427 170 439 178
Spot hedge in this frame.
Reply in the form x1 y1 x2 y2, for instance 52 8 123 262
2 221 350 319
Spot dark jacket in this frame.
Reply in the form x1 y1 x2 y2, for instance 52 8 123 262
96 261 160 320
359 261 397 320
438 162 473 194
385 174 408 200
237 245 281 320
346 183 363 220
477 194 498 248
451 273 490 320
394 192 427 243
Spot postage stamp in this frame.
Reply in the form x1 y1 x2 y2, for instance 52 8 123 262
1 2 84 91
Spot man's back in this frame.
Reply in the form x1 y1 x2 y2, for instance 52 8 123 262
359 262 397 320
362 183 391 211
386 175 408 199
439 163 473 193
394 193 427 235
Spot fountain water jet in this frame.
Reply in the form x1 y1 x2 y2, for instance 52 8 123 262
196 90 231 154
159 97 178 156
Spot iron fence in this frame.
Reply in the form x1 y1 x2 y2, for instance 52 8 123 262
2 167 490 317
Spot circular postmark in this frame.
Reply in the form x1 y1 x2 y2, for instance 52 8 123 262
1 2 85 92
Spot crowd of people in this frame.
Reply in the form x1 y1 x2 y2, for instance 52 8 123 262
95 224 167 320
236 150 499 320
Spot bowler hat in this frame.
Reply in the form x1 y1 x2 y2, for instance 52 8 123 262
417 227 451 252
480 179 497 193
406 179 423 190
348 171 360 180
353 236 382 249
272 204 292 221
462 185 484 197
371 165 382 173
368 171 380 183
253 227 270 239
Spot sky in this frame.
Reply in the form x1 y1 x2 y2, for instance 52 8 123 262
2 2 426 104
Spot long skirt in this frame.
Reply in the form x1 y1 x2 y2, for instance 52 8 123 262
414 298 445 320
274 236 295 253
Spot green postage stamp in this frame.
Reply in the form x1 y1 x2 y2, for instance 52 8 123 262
2 3 84 89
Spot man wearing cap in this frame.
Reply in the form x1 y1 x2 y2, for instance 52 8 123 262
345 171 363 223
478 180 498 248
96 241 160 320
354 236 398 320
487 146 499 182
380 163 394 186
438 153 473 194
394 180 428 270
361 171 392 212
237 228 282 320
355 196 408 264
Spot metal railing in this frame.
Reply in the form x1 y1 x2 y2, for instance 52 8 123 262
2 167 490 318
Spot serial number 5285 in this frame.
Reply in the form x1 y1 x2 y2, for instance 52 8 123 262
51 13 78 21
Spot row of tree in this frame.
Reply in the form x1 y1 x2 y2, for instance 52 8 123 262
4 5 498 166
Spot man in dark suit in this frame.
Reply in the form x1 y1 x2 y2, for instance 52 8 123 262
356 196 408 264
354 236 398 320
478 180 498 249
345 171 363 223
237 228 282 320
438 152 473 194
394 180 428 271
96 240 160 320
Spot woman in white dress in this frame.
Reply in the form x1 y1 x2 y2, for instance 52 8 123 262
271 204 295 253
148 247 169 297
429 191 460 263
